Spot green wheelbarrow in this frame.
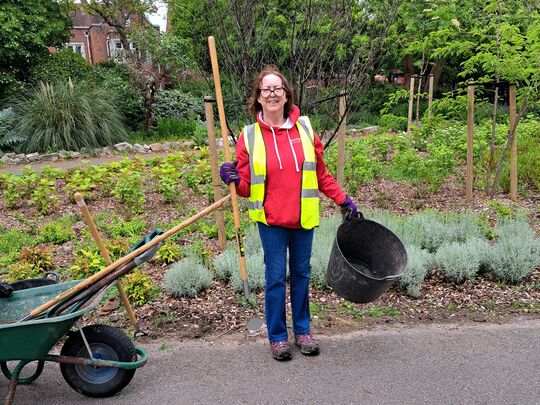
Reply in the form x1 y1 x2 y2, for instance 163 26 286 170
0 242 160 405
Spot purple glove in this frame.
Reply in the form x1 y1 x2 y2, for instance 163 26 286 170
340 195 358 220
219 160 240 185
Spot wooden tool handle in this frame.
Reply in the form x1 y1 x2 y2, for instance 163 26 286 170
208 36 249 283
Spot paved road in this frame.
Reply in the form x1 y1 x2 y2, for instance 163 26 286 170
3 318 539 405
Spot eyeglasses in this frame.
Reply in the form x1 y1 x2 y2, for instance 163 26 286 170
259 87 285 98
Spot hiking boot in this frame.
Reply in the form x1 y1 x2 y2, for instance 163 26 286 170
294 333 320 356
270 341 292 361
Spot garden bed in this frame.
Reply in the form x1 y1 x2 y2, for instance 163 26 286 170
0 153 538 341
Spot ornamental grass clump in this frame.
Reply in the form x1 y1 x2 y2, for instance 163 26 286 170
8 80 126 153
165 257 213 298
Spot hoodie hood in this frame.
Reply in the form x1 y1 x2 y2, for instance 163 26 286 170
257 104 301 130
256 104 302 172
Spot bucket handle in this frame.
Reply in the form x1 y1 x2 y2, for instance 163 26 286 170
341 209 364 222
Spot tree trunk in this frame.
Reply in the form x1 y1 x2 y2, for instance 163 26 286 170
424 59 445 93
142 78 156 128
403 54 414 89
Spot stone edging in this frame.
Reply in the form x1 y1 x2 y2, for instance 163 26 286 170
0 140 203 166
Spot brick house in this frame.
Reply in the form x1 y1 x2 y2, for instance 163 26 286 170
66 2 159 65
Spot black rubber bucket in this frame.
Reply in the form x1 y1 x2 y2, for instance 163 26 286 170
10 272 60 291
326 214 407 303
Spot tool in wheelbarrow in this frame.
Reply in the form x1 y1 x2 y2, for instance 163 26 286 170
17 194 231 323
0 272 60 298
0 241 162 405
74 191 143 335
326 212 407 303
208 36 264 332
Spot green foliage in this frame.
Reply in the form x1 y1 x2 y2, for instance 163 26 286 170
113 168 145 214
6 245 55 282
29 178 58 214
30 49 96 83
230 250 265 293
212 246 237 281
95 62 144 128
122 270 160 306
164 257 213 297
0 0 72 100
0 108 24 151
155 241 183 264
97 215 147 240
8 80 127 153
153 90 204 120
38 217 76 244
70 249 105 279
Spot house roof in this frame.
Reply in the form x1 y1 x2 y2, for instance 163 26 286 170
72 9 104 28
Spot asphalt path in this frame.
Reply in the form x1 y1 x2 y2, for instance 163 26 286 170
2 318 539 405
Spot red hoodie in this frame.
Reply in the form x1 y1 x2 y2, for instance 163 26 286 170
235 105 346 229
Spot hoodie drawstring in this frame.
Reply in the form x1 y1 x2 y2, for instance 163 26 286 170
287 129 300 173
270 126 283 170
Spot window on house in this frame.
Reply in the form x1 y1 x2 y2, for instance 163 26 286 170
65 43 85 58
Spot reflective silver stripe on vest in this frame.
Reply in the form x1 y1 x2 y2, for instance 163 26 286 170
303 161 316 171
301 189 319 198
245 124 264 184
248 201 264 210
297 118 315 147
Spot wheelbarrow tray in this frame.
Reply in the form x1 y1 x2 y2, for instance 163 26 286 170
0 281 90 361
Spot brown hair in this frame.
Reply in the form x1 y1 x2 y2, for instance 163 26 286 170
247 66 294 119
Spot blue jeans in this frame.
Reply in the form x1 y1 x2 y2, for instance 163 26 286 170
257 223 314 343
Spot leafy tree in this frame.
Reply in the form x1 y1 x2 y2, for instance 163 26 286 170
0 0 72 101
83 0 192 127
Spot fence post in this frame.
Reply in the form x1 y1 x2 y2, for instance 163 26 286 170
509 84 517 202
204 96 227 251
466 85 475 202
427 74 434 118
336 95 346 214
407 75 415 136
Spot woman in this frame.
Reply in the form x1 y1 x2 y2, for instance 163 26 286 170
220 66 357 361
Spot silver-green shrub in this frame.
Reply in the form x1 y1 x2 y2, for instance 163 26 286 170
484 218 540 283
396 245 432 298
213 244 237 281
230 250 266 292
310 215 341 288
433 238 485 283
212 223 265 290
164 257 213 297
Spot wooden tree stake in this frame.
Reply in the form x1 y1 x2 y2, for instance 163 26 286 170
205 96 227 251
466 85 475 202
509 84 517 202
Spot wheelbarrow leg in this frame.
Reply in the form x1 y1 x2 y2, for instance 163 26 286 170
4 360 30 405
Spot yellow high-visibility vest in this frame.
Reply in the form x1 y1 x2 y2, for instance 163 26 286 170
243 116 319 229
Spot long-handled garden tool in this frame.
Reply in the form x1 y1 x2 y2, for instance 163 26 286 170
73 192 142 335
18 194 231 322
208 36 264 332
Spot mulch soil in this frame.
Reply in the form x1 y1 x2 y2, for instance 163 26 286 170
1 160 539 342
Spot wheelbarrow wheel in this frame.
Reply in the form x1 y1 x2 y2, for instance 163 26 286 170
60 324 136 398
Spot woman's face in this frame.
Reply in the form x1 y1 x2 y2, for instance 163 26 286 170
257 74 287 118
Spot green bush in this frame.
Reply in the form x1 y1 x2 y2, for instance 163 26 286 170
153 89 204 120
165 257 213 297
0 228 37 268
122 270 160 306
213 246 237 281
0 108 24 151
311 216 341 289
70 249 105 279
95 61 144 128
38 217 76 244
30 49 96 83
8 80 127 153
